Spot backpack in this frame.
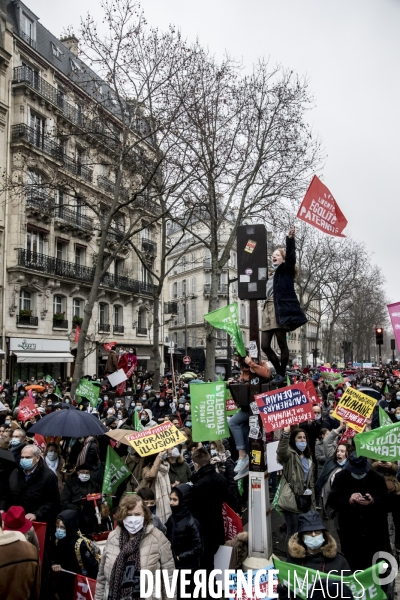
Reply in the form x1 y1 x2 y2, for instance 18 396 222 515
74 533 102 575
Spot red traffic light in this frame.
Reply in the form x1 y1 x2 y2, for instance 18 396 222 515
376 328 382 333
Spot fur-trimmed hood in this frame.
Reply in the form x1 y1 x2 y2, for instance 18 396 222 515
288 532 337 559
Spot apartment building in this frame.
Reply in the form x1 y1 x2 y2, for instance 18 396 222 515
0 0 162 381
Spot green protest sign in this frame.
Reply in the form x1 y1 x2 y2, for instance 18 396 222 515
204 302 246 357
191 381 230 442
273 556 386 600
379 406 393 427
102 446 130 506
75 378 100 407
320 371 344 386
355 422 400 460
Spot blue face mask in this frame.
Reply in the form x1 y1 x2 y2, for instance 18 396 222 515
185 421 192 428
20 458 34 471
135 406 142 412
296 441 307 452
10 438 20 446
303 534 324 550
337 459 347 466
351 472 367 479
396 415 400 421
55 528 66 540
272 264 279 270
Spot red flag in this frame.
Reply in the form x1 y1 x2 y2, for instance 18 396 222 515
338 427 356 445
34 434 47 452
222 502 243 541
116 380 126 396
103 341 117 352
393 370 400 378
18 398 40 422
32 522 46 565
74 325 81 342
297 175 347 237
304 379 321 405
73 574 96 600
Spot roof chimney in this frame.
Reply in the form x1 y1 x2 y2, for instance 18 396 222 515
60 35 79 57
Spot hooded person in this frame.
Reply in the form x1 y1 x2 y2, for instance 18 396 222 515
166 446 192 486
61 463 101 534
139 408 157 429
152 398 170 424
51 509 99 600
287 510 350 573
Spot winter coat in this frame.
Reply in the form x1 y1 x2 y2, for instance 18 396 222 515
371 461 400 494
53 509 99 600
314 440 326 466
273 236 307 331
287 531 350 574
167 459 192 486
212 454 240 513
328 468 389 572
61 474 101 534
10 441 26 464
44 454 65 494
0 531 41 600
152 401 170 423
165 484 203 569
315 458 344 518
124 452 145 492
276 434 315 514
322 427 342 460
190 463 228 555
105 350 118 374
94 524 176 600
8 457 60 523
141 457 172 524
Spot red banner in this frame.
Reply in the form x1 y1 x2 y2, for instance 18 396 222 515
32 521 46 565
34 434 47 452
222 502 243 541
255 383 314 433
304 380 321 405
338 427 356 446
74 325 81 343
226 397 238 412
297 175 347 237
103 341 117 352
73 574 96 600
18 398 40 422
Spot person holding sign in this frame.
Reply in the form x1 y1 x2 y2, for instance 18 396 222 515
261 228 307 384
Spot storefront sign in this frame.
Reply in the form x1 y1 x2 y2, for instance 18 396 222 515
10 338 70 352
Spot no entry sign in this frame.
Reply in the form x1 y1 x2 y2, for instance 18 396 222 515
183 356 191 364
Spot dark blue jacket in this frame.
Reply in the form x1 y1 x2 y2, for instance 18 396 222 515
273 237 307 331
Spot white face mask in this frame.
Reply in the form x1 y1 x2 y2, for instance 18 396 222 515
78 473 90 482
123 515 144 534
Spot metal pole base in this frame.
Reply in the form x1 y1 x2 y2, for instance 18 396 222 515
242 555 274 571
247 470 273 560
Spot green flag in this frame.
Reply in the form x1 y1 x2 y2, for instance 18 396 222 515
190 381 230 442
75 378 100 407
286 374 290 386
45 374 52 383
320 371 344 386
204 302 246 357
102 446 130 504
355 421 400 460
384 384 389 394
133 409 143 432
379 406 392 427
271 480 282 516
55 385 62 398
273 556 386 600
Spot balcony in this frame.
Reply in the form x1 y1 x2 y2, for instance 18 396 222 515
98 324 111 333
164 302 178 315
55 206 93 232
113 325 124 334
17 249 156 296
53 319 68 329
137 327 148 335
203 260 212 269
203 284 228 295
61 155 93 183
18 31 36 48
26 190 55 215
136 195 161 215
17 314 38 326
141 238 157 255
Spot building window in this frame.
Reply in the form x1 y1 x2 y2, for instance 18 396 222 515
192 299 197 323
240 303 245 325
19 289 32 312
56 240 68 261
99 303 109 325
114 305 122 327
53 295 66 314
73 298 83 318
191 252 196 269
191 276 196 294
75 245 85 266
70 58 81 73
182 279 187 295
26 228 47 254
138 308 146 330
51 42 63 60
204 249 211 268
30 111 45 148
172 282 178 298
21 13 35 44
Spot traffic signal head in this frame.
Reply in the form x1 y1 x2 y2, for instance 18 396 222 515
375 328 384 345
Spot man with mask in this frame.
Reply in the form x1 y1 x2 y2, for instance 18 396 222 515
9 428 27 464
329 452 388 572
61 463 101 534
8 445 60 524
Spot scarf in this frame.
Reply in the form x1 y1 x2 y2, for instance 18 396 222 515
108 526 145 600
45 455 59 474
76 436 96 467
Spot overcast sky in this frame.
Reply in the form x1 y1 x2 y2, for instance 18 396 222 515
29 0 400 306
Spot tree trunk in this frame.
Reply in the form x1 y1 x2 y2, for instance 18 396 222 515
205 265 220 380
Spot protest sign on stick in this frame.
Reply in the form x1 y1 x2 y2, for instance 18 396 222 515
355 422 400 461
332 387 376 433
125 422 186 457
222 502 243 541
255 383 314 433
191 382 230 442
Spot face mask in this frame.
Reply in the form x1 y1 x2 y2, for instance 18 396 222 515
65 399 70 404
116 403 121 409
107 409 114 415
32 393 37 398
159 402 165 407
156 395 160 399
118 414 123 419
178 404 184 409
396 415 400 421
20 458 34 471
162 453 168 461
47 451 57 460
314 414 321 420
337 459 347 466
55 528 66 540
141 397 147 401
5 421 10 425
123 515 144 534
20 391 25 396
351 472 367 479
303 534 324 550
211 449 217 456
5 381 9 385
135 405 142 412
78 473 90 482
141 418 149 425
184 405 190 411
296 441 307 452
272 264 279 270
104 397 108 401
185 421 192 428
170 447 180 458
11 438 20 446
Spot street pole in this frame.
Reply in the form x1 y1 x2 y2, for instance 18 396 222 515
227 277 238 368
184 292 188 366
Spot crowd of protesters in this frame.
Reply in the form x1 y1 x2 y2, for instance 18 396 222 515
0 358 400 599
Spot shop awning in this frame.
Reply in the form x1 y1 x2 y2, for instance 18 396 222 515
13 352 74 363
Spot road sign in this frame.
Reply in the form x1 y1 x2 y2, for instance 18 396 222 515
168 348 174 354
168 341 175 348
183 356 191 365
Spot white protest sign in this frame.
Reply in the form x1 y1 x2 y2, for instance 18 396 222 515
107 368 128 387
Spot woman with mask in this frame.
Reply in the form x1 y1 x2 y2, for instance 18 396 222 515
152 397 170 424
141 452 172 524
95 495 175 600
260 228 307 385
138 408 157 429
44 442 65 494
166 446 192 487
61 463 101 534
52 509 99 600
287 510 350 573
276 426 315 552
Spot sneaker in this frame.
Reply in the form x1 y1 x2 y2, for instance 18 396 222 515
234 467 249 481
270 374 285 384
234 455 249 473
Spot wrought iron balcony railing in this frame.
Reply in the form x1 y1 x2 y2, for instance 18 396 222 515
164 302 178 314
18 32 36 48
98 323 111 333
55 206 93 231
17 250 156 296
17 315 38 326
203 284 228 295
53 319 68 329
137 327 148 335
26 190 55 213
141 238 157 255
113 325 124 333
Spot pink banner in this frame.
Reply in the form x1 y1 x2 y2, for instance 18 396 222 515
388 302 400 351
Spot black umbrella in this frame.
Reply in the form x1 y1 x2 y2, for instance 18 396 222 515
27 408 107 437
358 387 383 402
0 448 15 465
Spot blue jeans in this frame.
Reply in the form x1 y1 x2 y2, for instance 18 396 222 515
228 409 249 453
